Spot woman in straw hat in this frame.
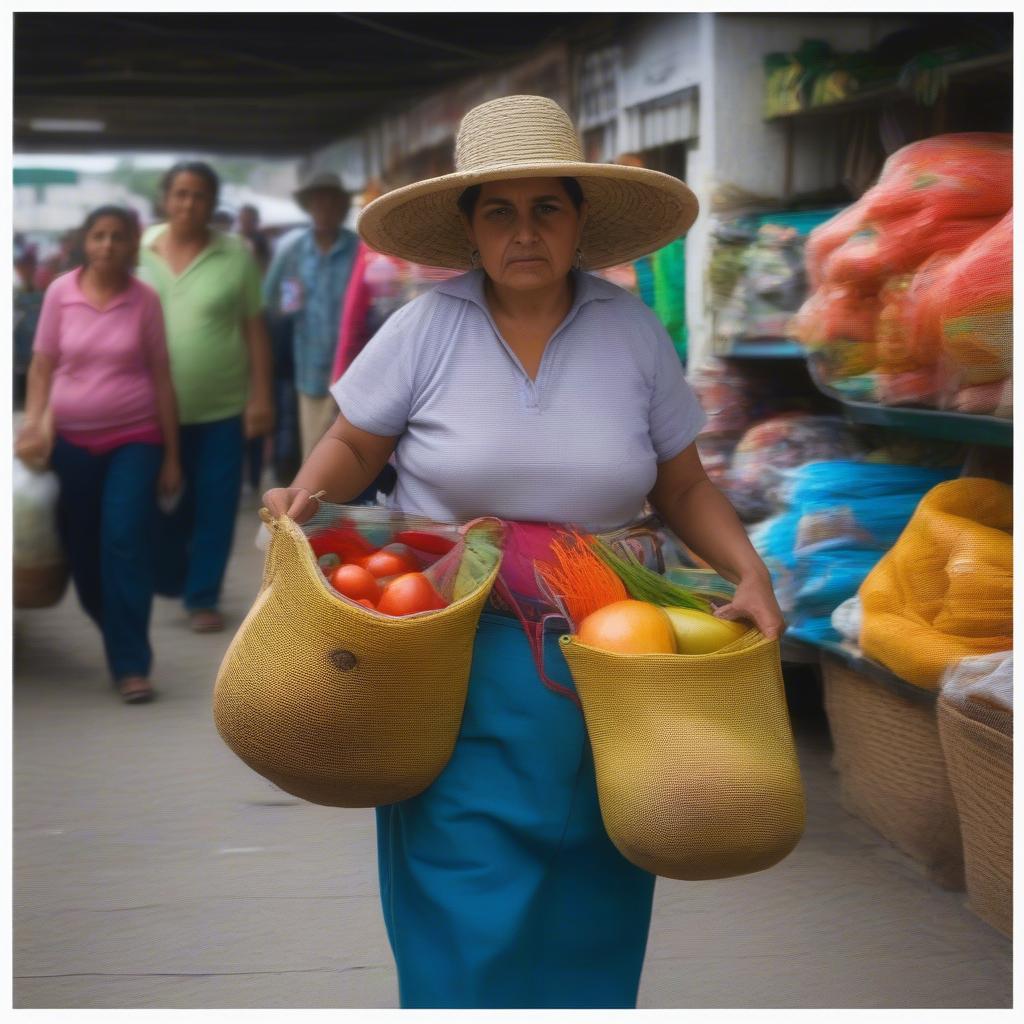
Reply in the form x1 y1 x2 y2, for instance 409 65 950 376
264 95 783 1009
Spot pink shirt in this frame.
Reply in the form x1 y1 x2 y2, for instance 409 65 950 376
34 269 169 444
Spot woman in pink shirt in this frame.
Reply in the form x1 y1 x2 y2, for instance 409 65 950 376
15 206 182 704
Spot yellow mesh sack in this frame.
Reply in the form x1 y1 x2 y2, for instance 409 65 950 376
213 512 502 807
859 478 1012 690
560 629 806 880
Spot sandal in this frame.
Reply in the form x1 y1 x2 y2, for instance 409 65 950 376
189 608 224 633
118 676 154 704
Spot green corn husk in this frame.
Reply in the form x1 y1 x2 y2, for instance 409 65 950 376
591 538 711 613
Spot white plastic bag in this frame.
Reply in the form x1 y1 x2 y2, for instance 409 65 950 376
940 650 1013 713
830 595 863 644
13 458 63 569
13 458 68 609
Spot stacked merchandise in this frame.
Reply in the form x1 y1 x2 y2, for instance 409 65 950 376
709 208 841 356
750 458 957 645
764 30 1009 119
791 133 1012 415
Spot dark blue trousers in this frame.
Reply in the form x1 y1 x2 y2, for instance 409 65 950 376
154 416 243 611
50 437 163 683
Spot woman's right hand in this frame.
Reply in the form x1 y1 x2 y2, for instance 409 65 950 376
262 486 323 525
15 420 52 469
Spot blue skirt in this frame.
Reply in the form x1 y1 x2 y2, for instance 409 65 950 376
375 613 656 1009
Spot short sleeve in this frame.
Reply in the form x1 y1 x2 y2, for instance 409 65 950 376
31 284 63 360
240 250 264 318
648 323 707 462
330 295 425 437
139 287 170 366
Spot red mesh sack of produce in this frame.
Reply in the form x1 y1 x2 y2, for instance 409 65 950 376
823 213 1000 286
791 283 879 349
934 211 1012 389
805 204 866 290
862 133 1012 224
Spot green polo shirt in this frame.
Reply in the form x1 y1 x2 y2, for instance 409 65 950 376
138 224 263 425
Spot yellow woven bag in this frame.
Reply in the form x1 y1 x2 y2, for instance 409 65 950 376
213 512 501 807
560 629 805 880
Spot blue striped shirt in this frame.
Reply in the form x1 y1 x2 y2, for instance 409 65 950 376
331 269 706 533
263 227 358 397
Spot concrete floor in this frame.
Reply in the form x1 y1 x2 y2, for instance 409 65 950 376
12 494 1013 1009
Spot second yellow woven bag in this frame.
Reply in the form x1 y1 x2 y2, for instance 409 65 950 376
560 629 805 880
213 512 502 807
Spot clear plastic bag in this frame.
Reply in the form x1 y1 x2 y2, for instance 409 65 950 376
298 502 503 612
13 457 68 609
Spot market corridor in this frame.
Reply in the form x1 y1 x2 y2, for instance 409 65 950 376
12 496 1013 1010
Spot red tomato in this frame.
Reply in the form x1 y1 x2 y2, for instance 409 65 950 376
377 572 447 616
359 545 420 578
356 598 377 609
329 564 382 604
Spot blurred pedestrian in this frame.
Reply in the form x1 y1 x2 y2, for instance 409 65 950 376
34 229 82 292
262 171 358 458
138 161 274 634
14 240 42 404
237 203 271 274
14 205 181 704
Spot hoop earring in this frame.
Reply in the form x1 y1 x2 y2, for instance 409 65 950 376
574 247 584 271
470 249 481 268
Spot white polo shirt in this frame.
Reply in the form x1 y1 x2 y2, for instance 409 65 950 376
331 269 706 533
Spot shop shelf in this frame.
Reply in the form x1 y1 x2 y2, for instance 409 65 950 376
804 358 1012 447
721 340 807 360
765 51 1012 123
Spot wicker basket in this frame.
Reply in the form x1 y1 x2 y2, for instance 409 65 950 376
13 562 69 609
822 655 964 890
937 692 1012 936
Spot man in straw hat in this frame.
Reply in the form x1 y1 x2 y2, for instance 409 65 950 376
264 95 784 1008
263 171 358 458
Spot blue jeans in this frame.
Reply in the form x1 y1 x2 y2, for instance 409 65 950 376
154 416 243 611
50 437 163 683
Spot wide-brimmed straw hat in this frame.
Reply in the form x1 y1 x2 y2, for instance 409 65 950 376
357 95 699 271
293 171 348 211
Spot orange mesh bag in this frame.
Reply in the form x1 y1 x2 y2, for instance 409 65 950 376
934 211 1013 391
859 478 1012 690
823 214 1000 287
805 204 867 290
791 283 879 349
861 133 1013 224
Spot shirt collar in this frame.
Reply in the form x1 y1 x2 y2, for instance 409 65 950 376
61 266 138 312
301 226 356 259
434 268 616 314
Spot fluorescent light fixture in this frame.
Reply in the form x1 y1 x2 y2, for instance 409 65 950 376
28 118 106 133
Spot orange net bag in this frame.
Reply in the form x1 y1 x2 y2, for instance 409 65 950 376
861 133 1013 224
823 213 1000 286
859 478 1012 690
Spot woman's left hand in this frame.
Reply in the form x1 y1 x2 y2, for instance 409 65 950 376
713 569 786 640
158 456 183 500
